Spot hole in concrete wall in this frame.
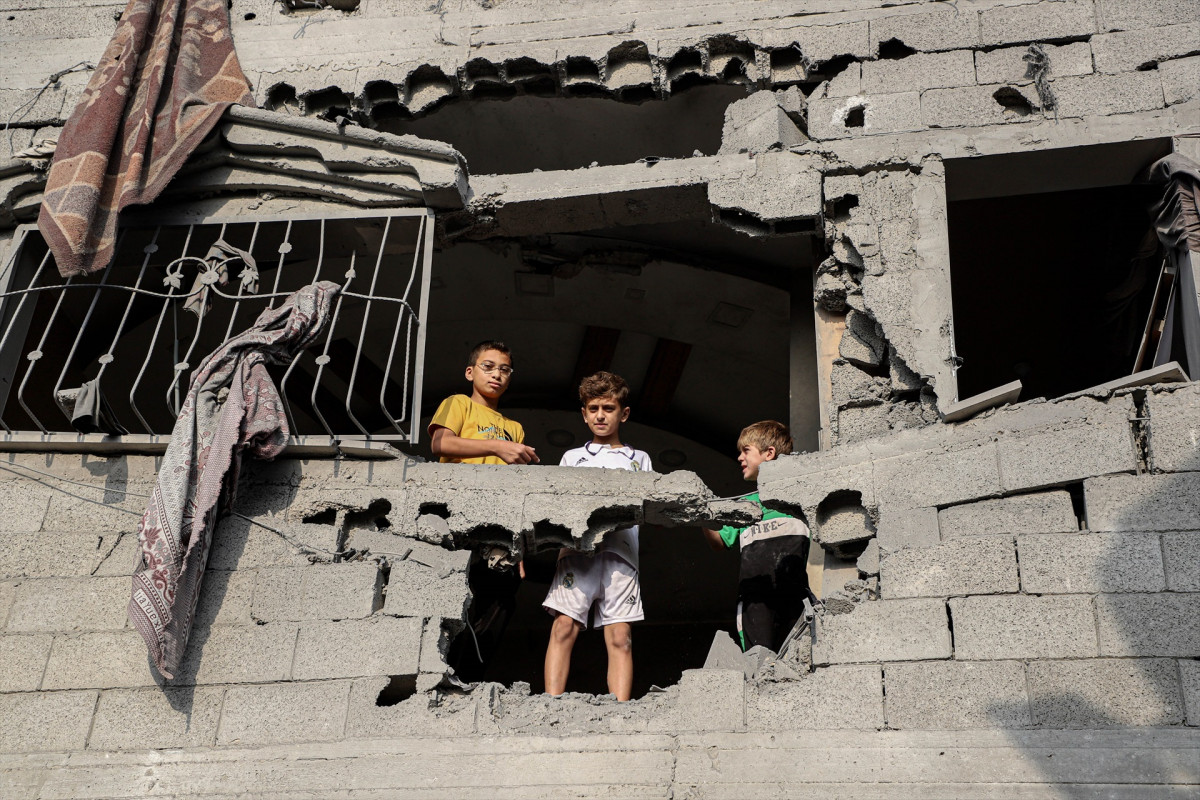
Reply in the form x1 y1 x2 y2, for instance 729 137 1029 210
816 490 876 560
376 674 417 706
265 83 299 112
992 87 1033 118
946 141 1174 400
378 85 746 174
828 194 859 221
419 502 451 520
876 38 917 60
1065 483 1087 530
530 520 573 551
346 499 392 531
769 46 810 84
304 87 354 118
844 105 866 128
244 12 256 20
302 507 338 526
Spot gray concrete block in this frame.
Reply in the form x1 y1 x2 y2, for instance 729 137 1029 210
922 83 1043 128
89 686 223 750
0 690 96 753
207 516 336 570
293 617 421 680
1182 659 1200 726
718 90 805 155
1028 659 1184 727
997 398 1138 492
1085 472 1200 532
383 559 469 621
1147 384 1200 472
974 42 1094 84
747 665 883 730
880 537 1018 599
950 595 1098 660
90 532 142 578
345 676 476 739
939 491 1078 538
0 531 121 579
1092 23 1200 73
813 599 951 665
979 0 1098 45
0 634 51 692
0 481 49 533
808 91 923 140
861 50 976 94
1164 533 1200 590
1096 593 1200 657
193 569 255 629
1053 71 1166 117
181 623 299 685
873 442 1001 510
6 577 130 633
1098 0 1200 30
42 631 159 690
0 581 14 630
419 618 453 676
884 661 1030 729
875 506 939 552
869 8 981 53
763 20 872 64
41 492 145 532
1160 54 1200 105
839 309 885 368
218 680 351 746
674 669 744 732
1019 533 1166 594
252 563 382 622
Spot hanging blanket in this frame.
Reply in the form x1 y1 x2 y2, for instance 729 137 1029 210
38 0 254 277
129 282 341 679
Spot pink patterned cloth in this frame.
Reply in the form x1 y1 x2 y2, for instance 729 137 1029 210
129 282 340 678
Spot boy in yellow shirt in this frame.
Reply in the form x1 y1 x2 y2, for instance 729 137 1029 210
429 340 539 465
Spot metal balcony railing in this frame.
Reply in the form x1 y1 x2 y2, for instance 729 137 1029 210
0 209 433 455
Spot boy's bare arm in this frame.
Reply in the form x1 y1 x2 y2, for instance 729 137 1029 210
702 528 728 552
430 426 540 464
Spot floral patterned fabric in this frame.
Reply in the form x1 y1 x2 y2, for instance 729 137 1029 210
38 0 254 277
129 282 340 678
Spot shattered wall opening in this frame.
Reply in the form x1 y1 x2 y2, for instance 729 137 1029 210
946 143 1173 400
380 85 748 174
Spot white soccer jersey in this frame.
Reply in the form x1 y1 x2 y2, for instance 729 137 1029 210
559 442 652 568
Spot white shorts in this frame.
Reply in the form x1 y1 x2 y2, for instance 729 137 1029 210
543 551 644 628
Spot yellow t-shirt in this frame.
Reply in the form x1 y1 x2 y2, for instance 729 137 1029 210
428 394 526 465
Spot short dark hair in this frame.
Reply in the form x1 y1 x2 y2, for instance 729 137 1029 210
467 340 512 367
579 371 629 407
738 420 793 456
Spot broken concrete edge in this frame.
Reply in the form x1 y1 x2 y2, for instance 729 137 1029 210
941 380 1023 423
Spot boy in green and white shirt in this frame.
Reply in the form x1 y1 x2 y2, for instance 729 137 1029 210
704 421 810 651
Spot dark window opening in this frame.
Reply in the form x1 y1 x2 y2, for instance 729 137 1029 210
375 85 749 174
946 140 1175 401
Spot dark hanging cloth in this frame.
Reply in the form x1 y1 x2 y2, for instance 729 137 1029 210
1144 154 1200 374
37 0 255 277
129 282 340 679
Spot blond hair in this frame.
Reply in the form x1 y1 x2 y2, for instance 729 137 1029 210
737 420 792 455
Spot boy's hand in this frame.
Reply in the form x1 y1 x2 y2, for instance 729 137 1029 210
493 440 540 464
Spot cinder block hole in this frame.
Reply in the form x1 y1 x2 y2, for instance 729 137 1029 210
769 46 807 75
586 506 641 535
844 105 866 128
244 12 256 20
992 87 1032 117
1064 483 1086 530
828 194 859 220
265 83 299 112
876 38 917 60
376 674 417 706
721 58 748 81
566 56 602 82
531 520 573 550
419 502 451 519
303 87 354 117
347 499 392 531
774 218 818 236
816 490 876 560
667 49 705 78
718 208 773 236
303 507 339 525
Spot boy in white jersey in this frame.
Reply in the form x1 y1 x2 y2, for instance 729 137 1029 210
543 371 650 701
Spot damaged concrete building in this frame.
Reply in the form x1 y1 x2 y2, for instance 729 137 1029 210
1 0 1200 795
